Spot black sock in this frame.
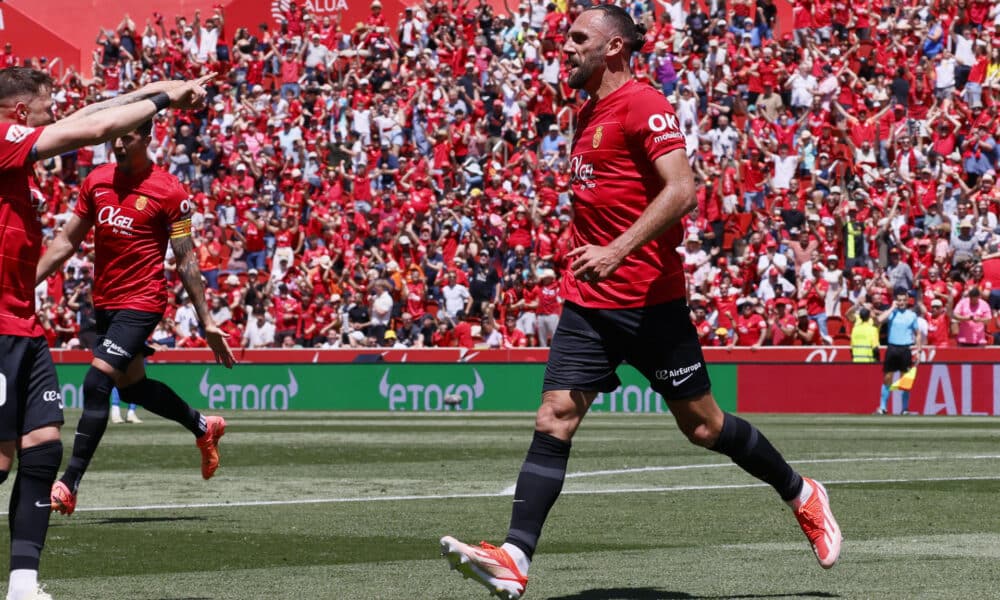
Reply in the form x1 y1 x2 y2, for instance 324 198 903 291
710 413 803 502
60 367 114 492
9 441 61 571
120 378 206 437
504 431 572 559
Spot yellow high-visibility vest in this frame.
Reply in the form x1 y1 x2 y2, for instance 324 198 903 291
851 317 880 363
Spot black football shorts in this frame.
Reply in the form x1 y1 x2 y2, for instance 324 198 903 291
93 309 161 373
0 335 65 440
543 299 712 401
883 344 914 374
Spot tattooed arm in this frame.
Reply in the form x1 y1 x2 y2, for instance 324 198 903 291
61 79 184 122
171 232 237 367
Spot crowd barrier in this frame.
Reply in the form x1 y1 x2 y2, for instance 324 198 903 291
49 348 1000 416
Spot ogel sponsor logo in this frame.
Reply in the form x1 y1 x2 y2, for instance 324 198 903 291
569 156 596 188
97 206 135 233
378 368 484 411
199 369 298 410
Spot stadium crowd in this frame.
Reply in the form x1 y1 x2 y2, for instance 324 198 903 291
10 0 1000 349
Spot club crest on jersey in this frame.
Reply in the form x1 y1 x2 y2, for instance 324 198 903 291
135 195 148 211
592 126 603 149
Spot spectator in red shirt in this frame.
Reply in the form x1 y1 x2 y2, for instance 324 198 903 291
925 298 952 347
769 300 798 346
793 307 820 345
502 314 529 348
197 227 224 290
535 269 561 347
730 299 769 349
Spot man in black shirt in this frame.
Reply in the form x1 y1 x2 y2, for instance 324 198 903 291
780 196 806 232
468 249 500 317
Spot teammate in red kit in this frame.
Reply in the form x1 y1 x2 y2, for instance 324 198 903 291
37 118 235 517
0 66 211 600
440 7 841 599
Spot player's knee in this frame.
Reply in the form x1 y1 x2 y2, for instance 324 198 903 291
117 377 149 406
682 422 722 448
82 367 116 413
535 400 580 439
17 440 62 481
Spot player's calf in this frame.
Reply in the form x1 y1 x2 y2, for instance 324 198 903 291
58 367 115 495
120 378 205 436
8 440 62 600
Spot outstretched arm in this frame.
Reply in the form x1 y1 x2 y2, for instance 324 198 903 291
61 79 185 122
33 74 215 161
36 214 93 284
170 232 236 368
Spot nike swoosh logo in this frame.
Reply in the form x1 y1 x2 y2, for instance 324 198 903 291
95 190 110 197
671 373 696 387
34 501 51 508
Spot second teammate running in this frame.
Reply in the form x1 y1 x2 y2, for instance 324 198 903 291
37 119 236 515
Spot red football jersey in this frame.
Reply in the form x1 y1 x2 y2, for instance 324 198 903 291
74 164 192 312
561 80 687 309
0 122 46 337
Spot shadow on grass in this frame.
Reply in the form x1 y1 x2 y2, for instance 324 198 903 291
547 589 840 600
87 516 207 526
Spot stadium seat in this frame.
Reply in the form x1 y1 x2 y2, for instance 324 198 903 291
826 316 846 336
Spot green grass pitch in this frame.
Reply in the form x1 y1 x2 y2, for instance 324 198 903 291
2 411 998 599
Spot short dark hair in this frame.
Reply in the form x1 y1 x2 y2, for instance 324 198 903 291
859 307 871 321
0 67 53 103
583 4 647 54
136 119 153 138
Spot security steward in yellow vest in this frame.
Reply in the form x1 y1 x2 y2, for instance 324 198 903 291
850 307 880 363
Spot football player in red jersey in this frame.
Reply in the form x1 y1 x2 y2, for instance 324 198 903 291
0 66 211 600
37 120 236 518
440 7 841 599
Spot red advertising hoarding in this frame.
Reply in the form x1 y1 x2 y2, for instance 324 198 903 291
738 363 1000 416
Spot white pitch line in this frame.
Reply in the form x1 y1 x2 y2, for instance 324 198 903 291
565 453 1000 480
10 475 1000 516
499 453 1000 494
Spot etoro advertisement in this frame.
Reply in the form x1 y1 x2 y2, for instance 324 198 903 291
53 364 738 413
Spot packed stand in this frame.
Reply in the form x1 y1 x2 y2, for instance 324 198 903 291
15 0 1000 350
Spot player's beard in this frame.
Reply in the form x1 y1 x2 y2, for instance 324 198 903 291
567 52 603 90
